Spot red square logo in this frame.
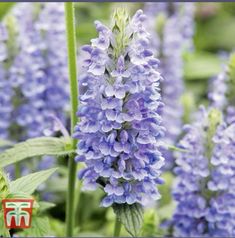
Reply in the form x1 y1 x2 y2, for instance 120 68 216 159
2 199 34 229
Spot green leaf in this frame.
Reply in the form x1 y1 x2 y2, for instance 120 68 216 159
17 216 50 236
38 201 56 213
0 137 73 168
0 212 10 237
113 203 143 237
10 168 57 195
0 139 13 148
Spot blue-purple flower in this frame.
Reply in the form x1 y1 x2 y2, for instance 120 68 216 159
0 3 69 175
169 107 235 237
145 3 195 169
74 9 165 207
208 67 228 110
8 3 69 140
209 53 235 125
0 24 13 139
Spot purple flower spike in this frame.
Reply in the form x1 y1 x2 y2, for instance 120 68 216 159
7 3 70 140
0 24 13 139
144 3 195 169
208 53 235 125
74 9 165 207
0 3 69 175
169 107 235 237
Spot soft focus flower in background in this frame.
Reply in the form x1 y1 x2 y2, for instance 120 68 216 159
208 65 228 110
0 23 13 139
74 9 165 207
209 53 235 125
9 3 69 140
145 3 195 169
169 107 235 237
0 3 70 176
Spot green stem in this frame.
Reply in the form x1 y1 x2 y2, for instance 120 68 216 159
113 216 122 237
14 163 21 178
75 165 83 222
64 2 79 237
64 3 78 138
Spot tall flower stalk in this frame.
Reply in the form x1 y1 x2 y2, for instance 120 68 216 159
168 107 235 237
0 3 70 179
74 9 165 236
0 23 13 140
209 53 235 124
145 3 195 169
64 2 79 236
9 3 69 140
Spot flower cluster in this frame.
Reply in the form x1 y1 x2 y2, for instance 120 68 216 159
74 9 165 207
208 66 228 110
7 3 69 140
169 107 235 237
145 3 195 169
0 24 13 139
209 53 235 125
0 3 69 176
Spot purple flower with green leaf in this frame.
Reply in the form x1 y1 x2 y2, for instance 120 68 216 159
74 9 165 207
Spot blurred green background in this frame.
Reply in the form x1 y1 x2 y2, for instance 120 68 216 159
0 2 235 236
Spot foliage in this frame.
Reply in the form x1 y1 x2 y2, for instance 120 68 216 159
0 137 73 168
113 203 143 237
10 168 57 195
18 217 51 236
0 168 57 236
